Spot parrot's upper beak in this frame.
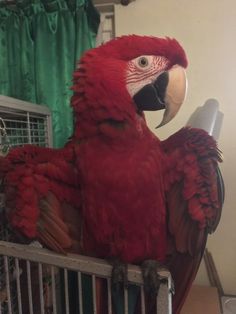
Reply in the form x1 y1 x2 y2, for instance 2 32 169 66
133 66 187 127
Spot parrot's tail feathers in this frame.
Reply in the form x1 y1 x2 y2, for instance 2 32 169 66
168 248 206 314
166 183 207 313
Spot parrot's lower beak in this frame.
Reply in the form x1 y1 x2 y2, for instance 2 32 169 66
133 66 187 127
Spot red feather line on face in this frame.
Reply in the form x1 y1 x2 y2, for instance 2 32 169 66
126 56 170 84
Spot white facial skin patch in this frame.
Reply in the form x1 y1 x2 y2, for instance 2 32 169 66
126 55 170 97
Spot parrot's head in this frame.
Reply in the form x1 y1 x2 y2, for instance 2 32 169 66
72 35 187 138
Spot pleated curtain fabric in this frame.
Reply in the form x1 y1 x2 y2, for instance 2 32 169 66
0 0 100 147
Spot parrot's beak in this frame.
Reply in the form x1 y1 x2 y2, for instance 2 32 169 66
133 66 187 127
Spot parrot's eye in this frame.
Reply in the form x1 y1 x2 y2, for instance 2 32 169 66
138 57 149 68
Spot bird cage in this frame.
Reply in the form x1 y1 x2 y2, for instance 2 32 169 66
0 95 53 314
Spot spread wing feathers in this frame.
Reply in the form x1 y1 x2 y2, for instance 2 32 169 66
0 144 82 254
161 127 224 313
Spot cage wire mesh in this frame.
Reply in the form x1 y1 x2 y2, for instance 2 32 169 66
0 96 53 314
0 108 50 148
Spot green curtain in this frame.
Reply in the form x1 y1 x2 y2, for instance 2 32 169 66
0 0 100 147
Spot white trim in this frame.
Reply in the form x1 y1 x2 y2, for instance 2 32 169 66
0 95 50 115
96 11 115 46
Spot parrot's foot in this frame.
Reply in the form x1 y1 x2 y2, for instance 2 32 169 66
141 260 167 296
110 259 128 292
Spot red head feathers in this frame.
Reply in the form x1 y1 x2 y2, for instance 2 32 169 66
71 35 188 138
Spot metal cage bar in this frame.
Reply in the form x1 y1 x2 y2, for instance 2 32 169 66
77 271 83 314
107 278 112 314
51 266 57 314
15 258 22 314
3 256 12 314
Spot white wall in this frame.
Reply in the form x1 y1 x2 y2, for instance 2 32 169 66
115 0 236 295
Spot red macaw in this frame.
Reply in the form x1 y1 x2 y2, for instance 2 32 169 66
0 35 223 314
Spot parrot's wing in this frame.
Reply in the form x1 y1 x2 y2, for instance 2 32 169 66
0 144 82 254
161 127 224 313
36 191 82 254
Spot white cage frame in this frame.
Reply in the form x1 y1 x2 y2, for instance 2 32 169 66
0 95 53 149
0 241 172 314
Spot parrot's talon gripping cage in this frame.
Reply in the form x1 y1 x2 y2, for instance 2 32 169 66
0 96 172 314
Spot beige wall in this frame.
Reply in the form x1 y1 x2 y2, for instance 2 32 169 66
115 0 236 295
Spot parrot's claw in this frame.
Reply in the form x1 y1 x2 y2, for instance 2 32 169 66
110 259 128 292
141 260 167 296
